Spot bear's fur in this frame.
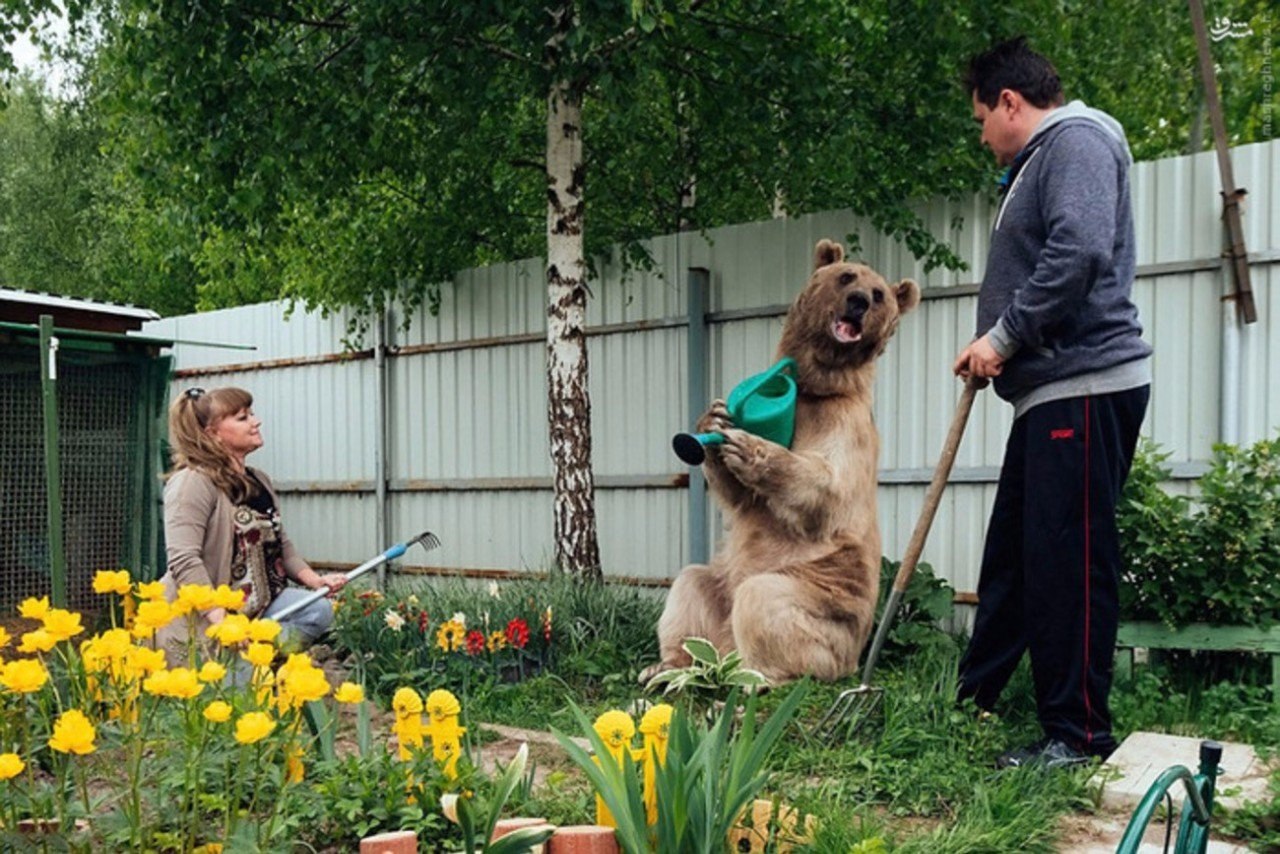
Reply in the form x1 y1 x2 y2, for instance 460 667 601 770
648 239 919 684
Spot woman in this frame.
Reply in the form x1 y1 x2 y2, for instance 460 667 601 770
156 386 346 662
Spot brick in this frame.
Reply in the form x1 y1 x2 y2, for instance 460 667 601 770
493 817 553 841
547 825 620 854
359 830 418 854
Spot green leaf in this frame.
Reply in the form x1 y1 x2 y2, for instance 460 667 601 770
682 637 720 666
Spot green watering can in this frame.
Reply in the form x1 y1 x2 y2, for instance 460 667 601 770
673 357 798 466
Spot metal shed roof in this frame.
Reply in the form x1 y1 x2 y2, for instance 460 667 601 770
0 288 160 333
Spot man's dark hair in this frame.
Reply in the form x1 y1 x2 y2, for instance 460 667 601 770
964 36 1064 109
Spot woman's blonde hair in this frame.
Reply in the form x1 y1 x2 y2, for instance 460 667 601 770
168 386 258 502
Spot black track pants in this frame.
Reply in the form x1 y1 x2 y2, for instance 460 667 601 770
958 386 1149 756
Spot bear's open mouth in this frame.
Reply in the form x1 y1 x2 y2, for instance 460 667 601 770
831 316 863 344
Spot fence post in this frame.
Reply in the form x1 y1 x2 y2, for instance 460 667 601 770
686 268 710 566
38 315 67 607
374 305 391 588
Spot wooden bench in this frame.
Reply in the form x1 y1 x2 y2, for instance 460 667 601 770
1115 622 1280 708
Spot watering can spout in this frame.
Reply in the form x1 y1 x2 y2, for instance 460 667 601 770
673 357 798 466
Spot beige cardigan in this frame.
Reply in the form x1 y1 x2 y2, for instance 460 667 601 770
156 466 309 660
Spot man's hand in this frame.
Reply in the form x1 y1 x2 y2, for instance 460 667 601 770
953 334 1005 379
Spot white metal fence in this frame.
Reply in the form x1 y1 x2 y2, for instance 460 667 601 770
143 139 1279 609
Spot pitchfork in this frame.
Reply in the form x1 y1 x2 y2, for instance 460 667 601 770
813 378 981 742
269 530 441 622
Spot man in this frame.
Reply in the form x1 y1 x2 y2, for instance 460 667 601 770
953 37 1152 769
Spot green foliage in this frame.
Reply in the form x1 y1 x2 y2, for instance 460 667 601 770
461 745 557 854
1221 766 1280 852
874 557 961 664
1110 667 1280 746
331 572 663 705
1119 436 1280 628
292 745 453 847
643 637 767 716
555 684 809 854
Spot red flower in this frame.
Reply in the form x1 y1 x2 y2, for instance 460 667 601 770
505 618 529 650
417 611 430 632
465 629 486 656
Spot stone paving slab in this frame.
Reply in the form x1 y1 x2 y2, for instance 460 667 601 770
1098 732 1271 812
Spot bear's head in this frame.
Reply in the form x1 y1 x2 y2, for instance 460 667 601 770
778 239 920 395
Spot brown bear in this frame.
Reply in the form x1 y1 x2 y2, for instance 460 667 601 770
647 239 920 684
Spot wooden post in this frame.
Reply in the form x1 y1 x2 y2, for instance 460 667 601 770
1187 0 1257 324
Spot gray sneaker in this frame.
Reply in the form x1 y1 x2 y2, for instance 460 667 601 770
996 738 1092 770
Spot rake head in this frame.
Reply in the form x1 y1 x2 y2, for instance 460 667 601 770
408 530 442 552
812 683 884 744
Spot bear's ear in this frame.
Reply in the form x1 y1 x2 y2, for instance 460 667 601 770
894 278 921 313
813 239 845 270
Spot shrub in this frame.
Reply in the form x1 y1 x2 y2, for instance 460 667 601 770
873 557 959 665
1119 436 1280 628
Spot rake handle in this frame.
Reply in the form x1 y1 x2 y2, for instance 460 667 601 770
859 377 981 685
267 543 409 622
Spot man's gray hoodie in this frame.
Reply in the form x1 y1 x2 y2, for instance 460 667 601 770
979 100 1152 416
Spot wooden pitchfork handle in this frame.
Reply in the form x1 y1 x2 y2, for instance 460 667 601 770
857 376 982 687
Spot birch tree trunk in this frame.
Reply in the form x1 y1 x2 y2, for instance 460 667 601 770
545 73 602 580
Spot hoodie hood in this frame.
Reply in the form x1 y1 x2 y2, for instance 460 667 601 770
1027 100 1132 164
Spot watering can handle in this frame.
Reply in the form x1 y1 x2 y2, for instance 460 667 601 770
731 357 796 407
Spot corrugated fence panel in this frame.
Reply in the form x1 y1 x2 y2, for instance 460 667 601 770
144 139 1279 598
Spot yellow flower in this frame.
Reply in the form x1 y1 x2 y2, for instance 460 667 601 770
127 646 167 677
17 629 57 654
435 620 465 652
18 596 50 620
276 659 329 711
144 668 203 700
234 711 276 745
134 600 176 632
92 569 133 596
486 631 506 653
425 689 462 723
207 613 250 646
334 682 365 704
176 584 217 614
41 609 84 642
212 585 245 611
193 844 224 854
48 709 96 755
285 744 305 783
89 568 130 597
0 626 9 649
392 687 423 717
81 629 133 675
136 581 167 601
593 710 636 756
198 662 227 683
203 701 232 723
242 643 275 669
247 619 281 643
0 752 24 779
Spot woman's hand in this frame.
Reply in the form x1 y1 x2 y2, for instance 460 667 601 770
315 573 348 597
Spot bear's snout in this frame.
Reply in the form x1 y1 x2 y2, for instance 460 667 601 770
844 292 869 322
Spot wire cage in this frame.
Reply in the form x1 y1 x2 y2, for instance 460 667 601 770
0 327 170 615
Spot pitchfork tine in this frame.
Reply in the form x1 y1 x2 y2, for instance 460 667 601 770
409 530 441 552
